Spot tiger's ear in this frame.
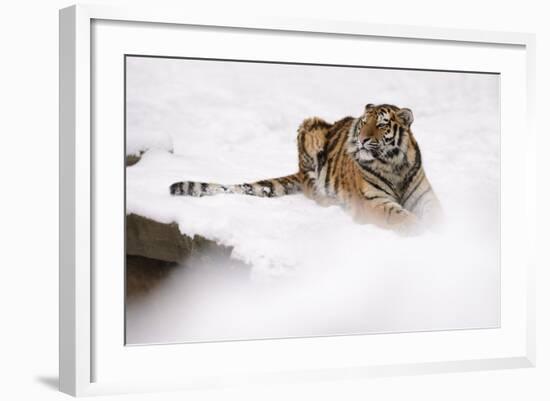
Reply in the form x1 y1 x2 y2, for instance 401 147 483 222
365 103 375 112
396 108 414 127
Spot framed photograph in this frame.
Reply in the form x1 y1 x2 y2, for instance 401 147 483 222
59 4 536 396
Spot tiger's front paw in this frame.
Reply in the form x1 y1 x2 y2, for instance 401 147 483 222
392 211 422 236
314 196 338 208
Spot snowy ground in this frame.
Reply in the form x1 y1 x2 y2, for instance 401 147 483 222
125 56 500 344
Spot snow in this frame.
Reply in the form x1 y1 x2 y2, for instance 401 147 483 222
125 56 500 344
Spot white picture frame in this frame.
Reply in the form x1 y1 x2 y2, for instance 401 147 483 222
59 3 536 397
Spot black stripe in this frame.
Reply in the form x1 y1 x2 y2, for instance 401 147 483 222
256 180 271 187
298 127 307 154
257 180 274 197
334 168 341 194
396 126 404 147
289 174 301 184
330 133 350 194
316 150 327 176
282 174 301 194
188 181 195 196
324 161 332 194
364 194 385 201
400 140 422 193
301 153 314 171
385 148 400 159
279 175 301 193
304 176 316 193
372 152 388 164
327 118 353 155
289 181 301 193
363 179 395 198
277 177 290 193
326 132 342 155
401 173 425 205
325 139 345 193
359 164 396 195
200 183 208 194
169 182 179 195
327 132 348 192
385 205 397 224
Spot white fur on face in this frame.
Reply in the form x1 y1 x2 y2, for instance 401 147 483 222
357 148 375 161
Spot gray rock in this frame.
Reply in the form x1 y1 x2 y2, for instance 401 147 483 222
126 213 235 262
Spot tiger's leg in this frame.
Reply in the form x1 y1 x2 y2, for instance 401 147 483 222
352 190 420 234
401 174 443 228
296 117 334 206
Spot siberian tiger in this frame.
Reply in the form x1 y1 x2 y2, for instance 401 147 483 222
169 104 442 234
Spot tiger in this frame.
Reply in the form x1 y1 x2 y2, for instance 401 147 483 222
169 103 442 234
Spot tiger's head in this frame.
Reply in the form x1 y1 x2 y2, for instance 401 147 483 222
348 103 415 165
